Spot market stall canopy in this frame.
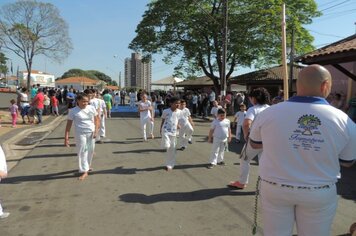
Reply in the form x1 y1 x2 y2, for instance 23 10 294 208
151 76 183 85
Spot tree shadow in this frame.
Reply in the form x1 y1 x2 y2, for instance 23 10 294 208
113 149 166 154
104 140 144 145
24 153 77 159
119 188 256 204
337 165 356 202
44 136 74 140
36 144 75 148
2 169 78 184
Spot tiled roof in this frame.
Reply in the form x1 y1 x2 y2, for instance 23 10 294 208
56 77 99 85
105 85 119 90
297 34 356 64
232 65 303 83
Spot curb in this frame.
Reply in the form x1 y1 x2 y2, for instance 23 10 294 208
2 114 67 171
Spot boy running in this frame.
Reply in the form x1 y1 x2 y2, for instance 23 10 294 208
178 99 194 150
139 93 154 141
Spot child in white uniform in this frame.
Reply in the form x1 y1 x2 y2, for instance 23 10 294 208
207 109 231 168
160 97 182 171
0 145 10 219
139 93 154 141
65 93 99 180
178 99 194 150
233 104 246 143
210 100 222 119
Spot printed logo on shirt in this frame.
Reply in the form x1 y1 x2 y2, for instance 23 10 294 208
289 114 324 151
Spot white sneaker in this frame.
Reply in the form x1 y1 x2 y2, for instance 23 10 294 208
0 212 10 219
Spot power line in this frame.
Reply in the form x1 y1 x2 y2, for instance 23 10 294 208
320 0 352 12
306 29 345 38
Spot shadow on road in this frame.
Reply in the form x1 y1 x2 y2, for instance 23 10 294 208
337 165 356 202
24 153 77 159
113 149 165 154
2 169 78 184
119 188 256 204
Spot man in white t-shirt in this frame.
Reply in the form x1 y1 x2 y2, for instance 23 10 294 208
249 65 356 236
139 93 154 141
0 146 10 219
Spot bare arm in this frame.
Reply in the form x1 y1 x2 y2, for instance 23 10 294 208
188 116 194 127
94 115 99 138
242 119 252 141
160 118 165 134
208 128 214 143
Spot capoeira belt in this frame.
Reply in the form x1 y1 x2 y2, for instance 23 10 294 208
261 178 334 190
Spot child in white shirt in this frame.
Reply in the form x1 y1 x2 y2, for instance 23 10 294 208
160 97 182 171
178 99 194 150
233 104 247 143
0 146 10 219
65 93 99 180
207 108 231 168
139 93 154 141
210 100 222 119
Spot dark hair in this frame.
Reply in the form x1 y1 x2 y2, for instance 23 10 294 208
248 87 270 105
83 89 93 95
76 93 89 101
239 104 246 109
10 99 16 104
170 96 180 104
217 108 226 115
180 99 186 104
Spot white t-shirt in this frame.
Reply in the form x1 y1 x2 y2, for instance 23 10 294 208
0 146 7 182
234 111 246 125
245 104 270 121
161 108 182 136
210 105 222 118
211 118 230 140
68 105 98 133
178 107 191 127
114 95 120 103
249 96 356 186
192 95 198 105
139 100 152 119
209 91 216 102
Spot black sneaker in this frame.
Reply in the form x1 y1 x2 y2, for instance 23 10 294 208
207 164 214 169
188 140 192 144
217 161 226 166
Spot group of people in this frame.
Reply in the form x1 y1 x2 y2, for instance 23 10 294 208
1 65 355 236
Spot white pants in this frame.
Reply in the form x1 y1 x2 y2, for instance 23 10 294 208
209 138 227 165
161 133 177 168
0 200 3 215
235 124 242 140
96 115 106 141
140 117 154 140
239 152 261 184
75 132 95 173
130 99 135 107
260 181 337 236
178 123 194 148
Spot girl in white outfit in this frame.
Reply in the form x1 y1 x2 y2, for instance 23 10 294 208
229 87 270 189
178 99 194 150
0 146 10 219
65 93 99 180
139 93 154 141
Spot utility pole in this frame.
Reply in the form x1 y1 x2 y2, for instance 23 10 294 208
119 71 122 88
221 0 228 96
281 3 289 101
289 27 295 95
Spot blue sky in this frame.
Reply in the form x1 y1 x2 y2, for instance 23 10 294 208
1 0 356 85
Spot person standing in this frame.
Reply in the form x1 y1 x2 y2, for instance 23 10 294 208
228 87 270 189
249 65 356 236
160 97 182 171
177 99 194 150
50 93 59 116
0 146 10 219
32 88 44 124
210 100 223 119
9 99 19 128
233 104 247 143
139 93 154 141
102 90 113 118
207 108 232 169
64 93 99 180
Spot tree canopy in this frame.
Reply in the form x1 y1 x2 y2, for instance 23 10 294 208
0 52 8 77
0 0 72 89
129 0 321 93
59 69 117 86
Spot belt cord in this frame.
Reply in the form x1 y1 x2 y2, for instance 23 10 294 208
252 176 261 235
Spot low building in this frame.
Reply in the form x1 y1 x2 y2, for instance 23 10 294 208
55 77 105 92
19 70 55 88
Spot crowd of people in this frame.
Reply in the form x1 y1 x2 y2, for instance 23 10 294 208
0 65 355 235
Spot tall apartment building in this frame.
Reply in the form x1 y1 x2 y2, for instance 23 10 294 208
124 52 152 91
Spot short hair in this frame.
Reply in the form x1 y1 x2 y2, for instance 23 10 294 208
76 93 89 101
10 99 16 104
83 89 93 95
180 99 186 104
248 87 270 105
217 108 226 115
170 96 180 104
239 104 246 109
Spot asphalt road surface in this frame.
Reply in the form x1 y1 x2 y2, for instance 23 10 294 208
0 116 355 236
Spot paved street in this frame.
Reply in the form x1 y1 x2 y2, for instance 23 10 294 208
0 115 355 236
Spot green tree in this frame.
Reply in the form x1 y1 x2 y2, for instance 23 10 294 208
0 52 8 77
60 69 99 81
129 0 321 93
0 0 72 89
